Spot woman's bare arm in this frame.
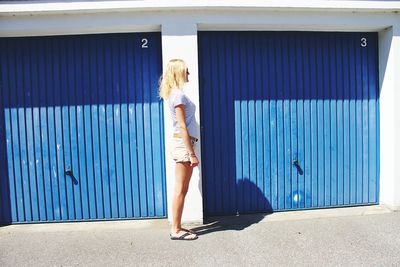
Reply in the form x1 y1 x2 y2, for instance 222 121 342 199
175 105 199 166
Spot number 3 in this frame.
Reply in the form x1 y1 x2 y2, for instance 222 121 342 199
141 38 148 48
361 37 367 47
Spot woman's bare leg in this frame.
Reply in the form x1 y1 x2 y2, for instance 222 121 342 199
171 162 194 236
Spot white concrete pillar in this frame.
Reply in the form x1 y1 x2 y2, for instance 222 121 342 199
379 23 400 210
161 22 203 223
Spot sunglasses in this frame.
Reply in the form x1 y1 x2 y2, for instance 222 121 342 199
186 69 190 75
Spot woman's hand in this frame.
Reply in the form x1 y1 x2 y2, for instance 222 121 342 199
190 155 199 167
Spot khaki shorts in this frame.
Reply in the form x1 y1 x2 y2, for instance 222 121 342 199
170 137 197 163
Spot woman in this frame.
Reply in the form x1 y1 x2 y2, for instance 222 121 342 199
159 59 199 241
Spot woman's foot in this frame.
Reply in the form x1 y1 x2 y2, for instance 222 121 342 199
170 230 198 240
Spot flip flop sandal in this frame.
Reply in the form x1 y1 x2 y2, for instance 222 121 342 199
182 228 197 234
170 232 198 241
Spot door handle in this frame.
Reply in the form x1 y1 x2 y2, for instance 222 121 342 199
293 159 304 175
65 166 78 185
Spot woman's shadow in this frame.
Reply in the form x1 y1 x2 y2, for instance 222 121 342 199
191 178 273 236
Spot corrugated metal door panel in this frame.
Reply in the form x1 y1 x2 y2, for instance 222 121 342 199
198 31 379 216
0 32 166 224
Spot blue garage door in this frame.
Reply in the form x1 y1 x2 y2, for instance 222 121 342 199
0 32 166 224
199 31 379 216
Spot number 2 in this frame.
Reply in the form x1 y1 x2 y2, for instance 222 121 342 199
141 38 148 48
361 37 367 47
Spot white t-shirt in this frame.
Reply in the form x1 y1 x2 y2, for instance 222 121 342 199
168 88 197 138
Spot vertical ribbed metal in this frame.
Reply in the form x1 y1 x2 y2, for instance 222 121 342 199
0 32 166 224
199 31 379 216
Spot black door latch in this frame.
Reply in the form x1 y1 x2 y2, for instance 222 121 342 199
65 166 79 185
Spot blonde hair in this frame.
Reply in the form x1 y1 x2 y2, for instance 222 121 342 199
159 59 187 100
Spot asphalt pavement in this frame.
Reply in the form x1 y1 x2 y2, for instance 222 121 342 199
0 205 399 267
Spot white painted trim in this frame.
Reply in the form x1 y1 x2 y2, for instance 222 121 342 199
1 10 398 38
161 23 203 224
196 11 398 32
0 12 162 37
1 0 400 15
379 25 400 208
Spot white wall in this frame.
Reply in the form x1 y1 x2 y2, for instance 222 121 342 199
379 25 400 210
394 26 400 209
161 23 203 223
1 11 399 37
1 2 400 221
